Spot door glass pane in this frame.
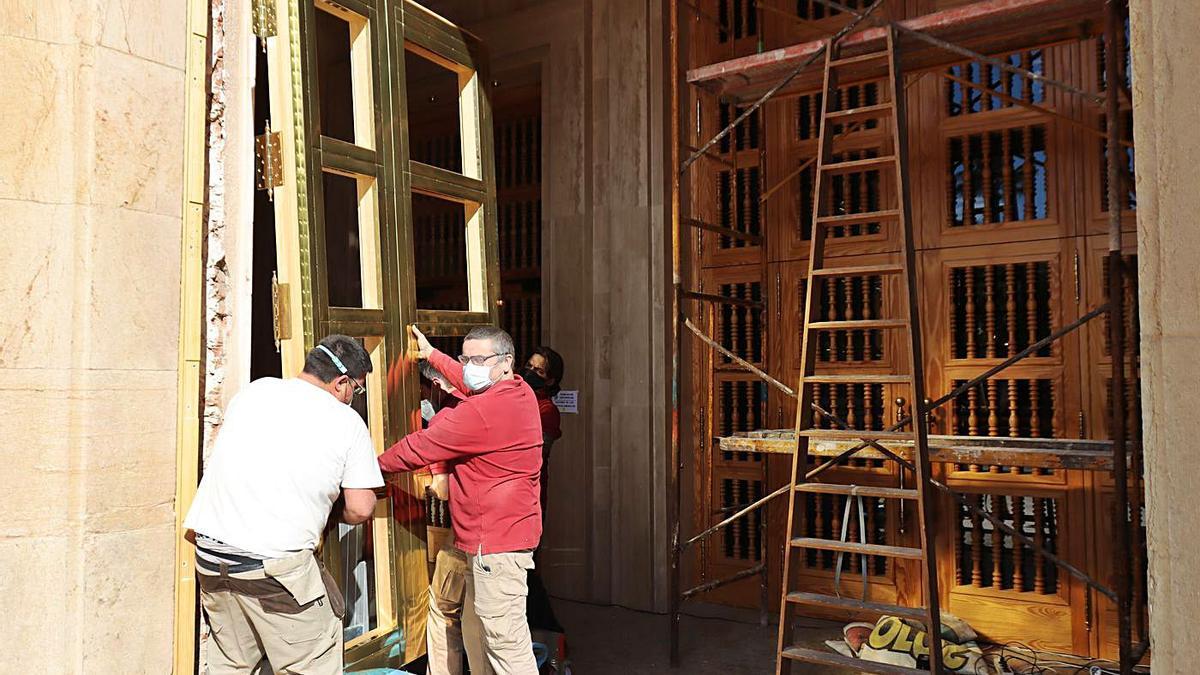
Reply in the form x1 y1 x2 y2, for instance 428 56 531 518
413 193 472 311
406 49 463 173
336 519 377 642
329 337 382 642
323 171 381 308
315 4 372 148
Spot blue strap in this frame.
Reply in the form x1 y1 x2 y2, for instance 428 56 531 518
316 344 349 374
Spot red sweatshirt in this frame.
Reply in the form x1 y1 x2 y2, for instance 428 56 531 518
378 349 543 554
537 394 562 443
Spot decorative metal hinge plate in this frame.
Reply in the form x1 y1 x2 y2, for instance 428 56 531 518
252 0 277 42
255 127 283 195
271 272 291 352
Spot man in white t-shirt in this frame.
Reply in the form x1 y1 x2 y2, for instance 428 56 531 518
184 334 384 675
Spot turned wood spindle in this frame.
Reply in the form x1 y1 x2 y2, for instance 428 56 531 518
966 268 978 357
967 385 981 471
1005 263 1017 357
1008 378 1020 438
985 265 997 358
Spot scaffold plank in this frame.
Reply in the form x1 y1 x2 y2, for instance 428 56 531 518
687 0 1104 101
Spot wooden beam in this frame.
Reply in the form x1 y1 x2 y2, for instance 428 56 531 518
716 431 1117 471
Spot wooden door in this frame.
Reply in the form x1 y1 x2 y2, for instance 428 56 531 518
263 0 500 666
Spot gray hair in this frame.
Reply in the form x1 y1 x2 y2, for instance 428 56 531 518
419 360 445 382
464 325 515 358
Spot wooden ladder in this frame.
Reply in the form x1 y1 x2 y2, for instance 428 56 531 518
776 27 946 675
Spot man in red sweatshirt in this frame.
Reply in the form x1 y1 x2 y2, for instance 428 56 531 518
378 325 542 675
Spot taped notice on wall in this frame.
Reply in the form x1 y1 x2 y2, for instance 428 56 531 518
552 390 578 414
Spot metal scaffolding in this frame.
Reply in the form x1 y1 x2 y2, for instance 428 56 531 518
666 0 1145 672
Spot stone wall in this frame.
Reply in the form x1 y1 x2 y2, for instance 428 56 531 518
1129 0 1200 669
0 1 187 672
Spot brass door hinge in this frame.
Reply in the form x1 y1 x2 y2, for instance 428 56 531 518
271 272 291 352
252 0 276 45
256 122 283 199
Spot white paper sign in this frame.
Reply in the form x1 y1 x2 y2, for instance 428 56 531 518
553 390 579 414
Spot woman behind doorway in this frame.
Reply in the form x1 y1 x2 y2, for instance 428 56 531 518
520 346 564 520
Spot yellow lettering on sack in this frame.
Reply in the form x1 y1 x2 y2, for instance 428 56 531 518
910 630 929 659
943 644 970 670
867 616 904 650
892 624 914 653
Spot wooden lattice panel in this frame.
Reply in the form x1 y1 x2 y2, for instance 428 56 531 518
946 124 1049 228
716 280 764 366
716 0 758 44
720 476 765 562
949 261 1054 360
720 101 761 152
954 493 1062 595
796 82 882 142
717 166 763 249
946 50 1047 117
498 199 541 274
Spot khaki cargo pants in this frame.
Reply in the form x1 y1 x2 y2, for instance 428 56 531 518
464 548 538 675
427 547 488 675
427 547 538 675
198 551 343 675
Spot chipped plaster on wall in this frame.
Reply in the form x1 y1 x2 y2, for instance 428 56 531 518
203 0 229 459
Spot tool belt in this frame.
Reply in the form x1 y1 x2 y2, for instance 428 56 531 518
197 553 346 618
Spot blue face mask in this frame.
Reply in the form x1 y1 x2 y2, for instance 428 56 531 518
463 363 495 393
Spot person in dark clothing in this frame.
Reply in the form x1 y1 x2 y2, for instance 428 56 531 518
519 347 567 637
520 346 565 519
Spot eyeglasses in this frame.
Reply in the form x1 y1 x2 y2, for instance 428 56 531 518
457 352 511 367
346 377 367 396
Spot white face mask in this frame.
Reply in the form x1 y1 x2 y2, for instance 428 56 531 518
463 363 495 393
420 399 436 421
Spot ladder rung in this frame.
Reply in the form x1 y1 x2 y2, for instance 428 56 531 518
815 209 901 227
785 592 927 621
798 428 914 442
826 103 894 125
803 374 911 384
808 319 908 331
789 538 924 560
781 646 928 674
795 483 919 500
828 51 890 68
810 263 905 277
821 155 896 175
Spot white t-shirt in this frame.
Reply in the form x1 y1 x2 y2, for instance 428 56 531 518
184 377 384 558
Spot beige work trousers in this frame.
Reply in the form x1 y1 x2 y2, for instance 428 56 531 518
426 547 493 675
198 553 342 675
463 548 538 675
